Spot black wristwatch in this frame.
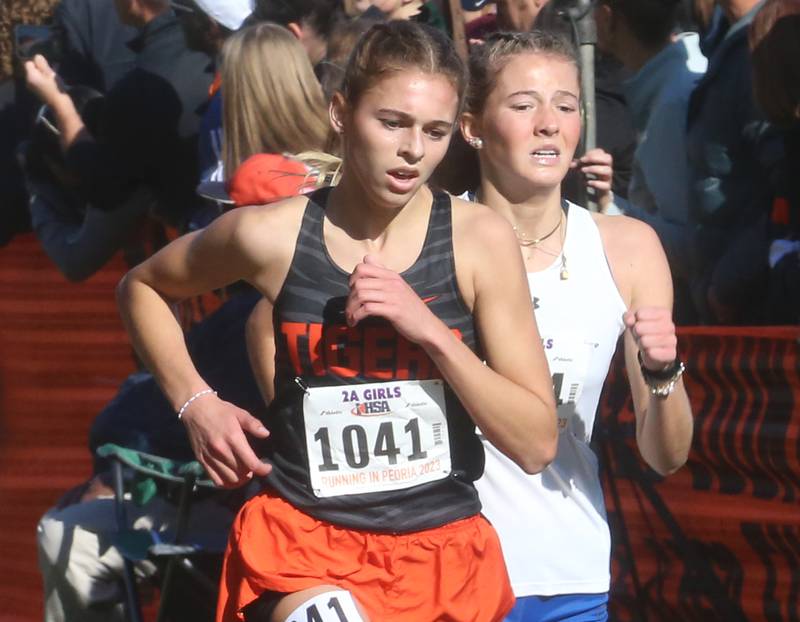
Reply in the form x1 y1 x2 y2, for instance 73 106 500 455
638 352 685 397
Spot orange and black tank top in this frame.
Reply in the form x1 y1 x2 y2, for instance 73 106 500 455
262 187 484 533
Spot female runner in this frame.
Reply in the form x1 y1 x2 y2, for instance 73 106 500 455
460 31 694 622
116 21 556 622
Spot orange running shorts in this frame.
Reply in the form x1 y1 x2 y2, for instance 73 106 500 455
216 492 514 621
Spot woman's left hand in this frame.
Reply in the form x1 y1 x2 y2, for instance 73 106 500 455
345 254 445 346
572 148 614 212
623 306 677 371
25 54 65 106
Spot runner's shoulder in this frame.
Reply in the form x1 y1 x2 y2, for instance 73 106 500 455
450 194 517 251
209 195 309 263
591 211 662 264
591 211 668 300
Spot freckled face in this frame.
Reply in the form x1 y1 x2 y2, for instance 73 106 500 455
479 53 581 194
340 70 459 210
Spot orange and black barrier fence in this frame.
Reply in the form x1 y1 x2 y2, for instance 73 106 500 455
599 327 800 622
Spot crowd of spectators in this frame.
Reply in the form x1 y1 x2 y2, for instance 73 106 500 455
0 0 797 620
1 0 796 323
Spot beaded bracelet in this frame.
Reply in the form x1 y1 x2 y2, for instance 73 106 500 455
177 388 217 419
638 352 685 397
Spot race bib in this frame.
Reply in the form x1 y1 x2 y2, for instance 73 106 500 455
303 380 451 498
542 334 596 435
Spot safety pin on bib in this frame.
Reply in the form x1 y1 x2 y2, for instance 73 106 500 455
294 377 310 395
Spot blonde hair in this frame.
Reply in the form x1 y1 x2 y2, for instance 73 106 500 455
220 23 330 181
296 150 343 187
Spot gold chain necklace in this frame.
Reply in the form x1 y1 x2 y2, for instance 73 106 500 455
512 212 563 247
519 209 569 280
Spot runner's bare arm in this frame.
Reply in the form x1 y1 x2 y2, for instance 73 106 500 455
116 200 302 486
451 204 558 473
602 216 694 475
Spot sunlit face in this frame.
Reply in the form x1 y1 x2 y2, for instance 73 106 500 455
477 53 581 195
337 70 459 210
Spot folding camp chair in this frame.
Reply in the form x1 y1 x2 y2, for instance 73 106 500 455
96 443 224 622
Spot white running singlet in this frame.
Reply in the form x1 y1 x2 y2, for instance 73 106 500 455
476 203 626 596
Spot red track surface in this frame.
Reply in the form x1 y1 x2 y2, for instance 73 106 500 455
0 234 135 622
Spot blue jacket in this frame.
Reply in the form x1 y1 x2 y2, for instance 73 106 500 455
685 2 784 321
625 33 707 225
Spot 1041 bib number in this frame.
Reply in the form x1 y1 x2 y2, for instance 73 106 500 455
302 380 451 497
315 417 430 471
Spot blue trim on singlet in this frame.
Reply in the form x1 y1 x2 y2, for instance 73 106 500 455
505 593 609 622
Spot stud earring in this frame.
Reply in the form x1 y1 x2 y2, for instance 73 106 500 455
468 137 483 150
